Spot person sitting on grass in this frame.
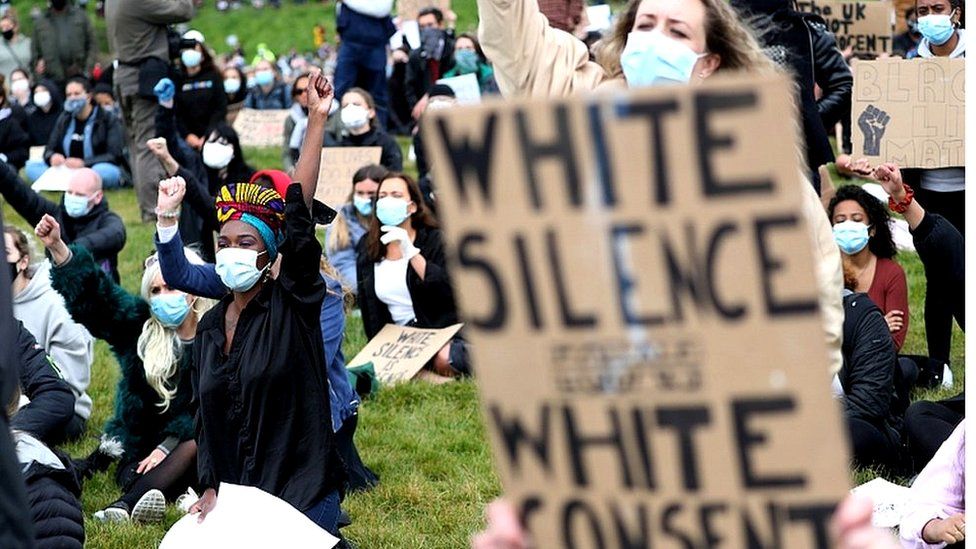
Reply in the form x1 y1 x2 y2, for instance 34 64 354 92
325 163 386 292
36 213 216 524
0 163 126 282
900 420 965 548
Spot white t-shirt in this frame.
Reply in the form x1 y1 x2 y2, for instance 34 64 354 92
374 257 415 325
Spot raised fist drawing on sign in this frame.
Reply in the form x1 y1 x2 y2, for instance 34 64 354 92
858 105 891 156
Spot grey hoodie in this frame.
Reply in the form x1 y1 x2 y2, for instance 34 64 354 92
13 261 94 420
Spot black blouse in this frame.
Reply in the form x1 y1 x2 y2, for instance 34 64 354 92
191 184 345 511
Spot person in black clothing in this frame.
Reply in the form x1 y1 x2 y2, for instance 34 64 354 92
222 65 248 124
189 182 345 535
838 284 904 472
356 173 468 379
873 162 964 368
175 38 227 151
201 122 255 195
25 79 63 147
0 78 29 170
903 393 964 473
0 164 126 282
9 321 75 447
30 77 125 189
729 0 851 191
405 7 456 121
330 87 403 172
893 8 922 58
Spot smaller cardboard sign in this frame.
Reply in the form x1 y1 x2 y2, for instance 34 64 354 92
436 73 481 105
796 0 894 55
31 165 77 192
398 0 451 21
852 57 965 168
315 146 383 209
585 4 612 31
232 108 290 148
347 323 463 385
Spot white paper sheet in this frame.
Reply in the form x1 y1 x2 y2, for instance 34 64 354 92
159 483 340 549
850 477 912 528
436 73 481 105
31 165 77 192
586 4 612 31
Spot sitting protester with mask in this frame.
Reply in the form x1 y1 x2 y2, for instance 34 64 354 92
36 213 216 524
222 66 248 124
25 79 63 147
282 72 312 173
0 165 125 281
356 172 470 379
439 34 498 95
326 164 387 292
244 59 291 110
7 225 94 444
328 88 402 171
26 77 125 188
405 7 456 120
0 74 29 170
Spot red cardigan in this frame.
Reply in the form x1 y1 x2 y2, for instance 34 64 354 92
868 257 910 351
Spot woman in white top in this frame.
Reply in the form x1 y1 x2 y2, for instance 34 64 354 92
355 173 468 378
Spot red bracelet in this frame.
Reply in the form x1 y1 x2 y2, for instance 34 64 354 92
888 184 914 214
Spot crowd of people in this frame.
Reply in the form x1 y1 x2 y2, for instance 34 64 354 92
0 0 964 547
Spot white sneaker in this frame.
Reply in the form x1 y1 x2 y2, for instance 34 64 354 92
93 506 130 522
131 489 166 524
175 487 199 514
942 365 954 389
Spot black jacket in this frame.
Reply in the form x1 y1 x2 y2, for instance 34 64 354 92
9 322 75 445
175 67 228 139
44 105 124 167
329 126 403 172
20 447 84 549
839 292 902 445
0 114 29 170
193 185 344 511
25 79 64 147
0 162 127 282
356 226 459 340
405 33 456 109
807 16 853 130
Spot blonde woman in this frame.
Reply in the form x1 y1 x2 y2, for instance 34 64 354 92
477 0 844 373
325 163 388 292
35 213 215 525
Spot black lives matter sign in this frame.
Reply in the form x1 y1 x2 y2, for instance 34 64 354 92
796 0 894 55
424 75 850 548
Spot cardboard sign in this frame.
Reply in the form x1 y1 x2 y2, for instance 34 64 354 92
424 74 850 547
436 73 482 105
31 165 78 192
796 0 894 55
314 146 383 209
347 323 463 385
852 58 964 168
397 0 450 21
232 108 290 148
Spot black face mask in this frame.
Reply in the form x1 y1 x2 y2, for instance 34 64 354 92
8 261 19 282
1 30 13 41
51 0 68 10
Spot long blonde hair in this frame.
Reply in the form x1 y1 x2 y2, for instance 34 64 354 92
137 249 216 411
596 0 782 79
327 163 389 254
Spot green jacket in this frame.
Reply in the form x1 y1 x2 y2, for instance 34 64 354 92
31 6 97 84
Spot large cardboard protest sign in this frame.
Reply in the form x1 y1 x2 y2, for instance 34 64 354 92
232 108 289 148
347 324 463 385
796 1 894 55
314 147 382 209
852 58 965 168
398 0 450 20
424 75 850 547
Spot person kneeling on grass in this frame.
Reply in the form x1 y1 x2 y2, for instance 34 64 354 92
35 213 216 524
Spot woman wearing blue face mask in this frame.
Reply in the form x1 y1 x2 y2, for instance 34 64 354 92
222 66 248 125
326 163 387 293
440 34 499 95
34 213 216 525
175 34 227 152
356 173 469 379
27 77 124 188
243 59 291 110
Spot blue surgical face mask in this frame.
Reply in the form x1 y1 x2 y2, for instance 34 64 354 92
224 78 241 95
353 195 373 216
917 11 956 46
254 69 274 87
64 97 87 115
181 49 203 68
215 247 268 292
63 193 92 218
375 196 411 226
453 49 479 73
832 220 871 255
150 293 192 328
621 31 707 88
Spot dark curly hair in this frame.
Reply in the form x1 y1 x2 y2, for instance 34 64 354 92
828 185 896 259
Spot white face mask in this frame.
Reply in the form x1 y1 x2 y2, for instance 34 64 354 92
10 79 28 94
32 91 51 108
215 248 268 292
341 104 370 130
202 141 234 169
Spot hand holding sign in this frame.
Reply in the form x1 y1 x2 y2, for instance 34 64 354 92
857 105 891 156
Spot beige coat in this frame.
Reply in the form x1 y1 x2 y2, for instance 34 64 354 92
478 0 844 374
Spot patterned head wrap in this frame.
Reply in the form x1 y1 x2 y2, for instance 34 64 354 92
215 183 286 260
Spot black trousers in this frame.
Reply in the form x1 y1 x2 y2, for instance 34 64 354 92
846 417 900 471
904 395 964 474
335 414 378 493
